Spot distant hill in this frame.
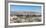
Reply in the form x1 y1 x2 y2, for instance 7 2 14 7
10 11 41 16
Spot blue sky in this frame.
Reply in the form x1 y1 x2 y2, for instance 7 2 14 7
10 5 41 12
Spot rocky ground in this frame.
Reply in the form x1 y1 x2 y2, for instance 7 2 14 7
10 15 41 23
